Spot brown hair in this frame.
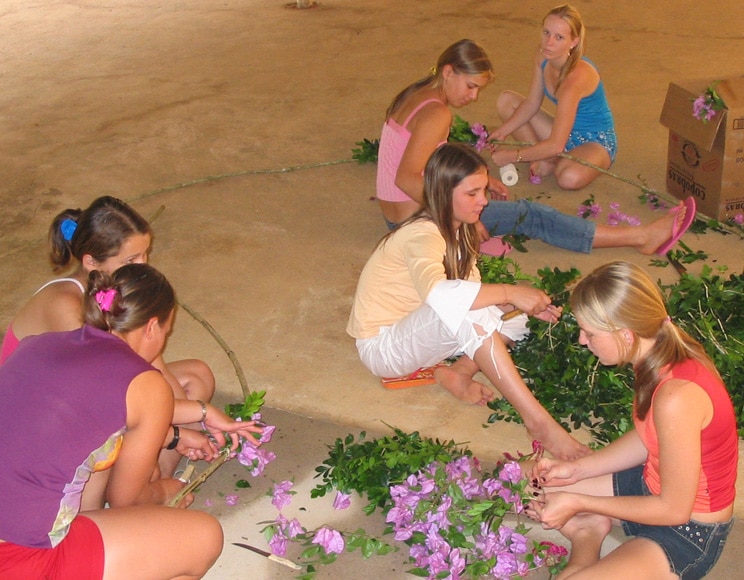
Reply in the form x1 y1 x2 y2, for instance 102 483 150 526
85 263 175 334
385 39 494 119
49 196 152 272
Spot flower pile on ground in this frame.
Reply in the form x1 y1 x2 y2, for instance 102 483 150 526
260 428 568 579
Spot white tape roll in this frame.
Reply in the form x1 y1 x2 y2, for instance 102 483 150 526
499 163 519 186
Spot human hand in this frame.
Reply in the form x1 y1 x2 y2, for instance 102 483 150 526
533 304 563 323
488 176 509 201
475 220 491 243
526 491 579 530
159 477 194 508
203 403 264 451
532 457 581 487
490 146 515 167
507 286 553 317
175 426 221 462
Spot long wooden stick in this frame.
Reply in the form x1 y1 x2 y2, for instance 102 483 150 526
167 448 232 507
178 300 250 399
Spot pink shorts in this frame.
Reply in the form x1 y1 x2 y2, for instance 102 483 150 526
0 516 105 580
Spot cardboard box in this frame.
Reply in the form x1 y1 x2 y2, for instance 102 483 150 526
659 77 744 220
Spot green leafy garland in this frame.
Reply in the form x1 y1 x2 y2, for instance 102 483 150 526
480 257 744 442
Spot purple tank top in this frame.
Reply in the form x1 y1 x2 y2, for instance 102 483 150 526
0 325 155 548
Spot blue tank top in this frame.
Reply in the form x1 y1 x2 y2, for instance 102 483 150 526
0 325 155 548
541 58 614 134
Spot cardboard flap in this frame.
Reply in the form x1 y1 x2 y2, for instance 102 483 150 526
717 77 744 110
660 81 725 150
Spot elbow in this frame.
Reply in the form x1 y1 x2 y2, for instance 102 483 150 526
664 504 694 526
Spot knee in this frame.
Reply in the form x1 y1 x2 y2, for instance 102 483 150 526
181 359 216 402
496 90 521 121
555 167 588 191
193 512 224 573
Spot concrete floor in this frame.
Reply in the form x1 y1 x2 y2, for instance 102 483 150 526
1 1 742 578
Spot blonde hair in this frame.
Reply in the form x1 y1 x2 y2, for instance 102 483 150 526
545 4 586 92
570 261 716 419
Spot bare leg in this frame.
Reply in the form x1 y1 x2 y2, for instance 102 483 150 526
496 91 554 145
556 513 612 579
153 356 215 478
80 470 111 511
560 534 678 580
472 333 589 460
163 358 216 402
553 143 612 190
86 505 223 580
434 355 495 406
593 201 688 255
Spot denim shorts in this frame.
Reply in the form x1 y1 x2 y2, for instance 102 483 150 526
565 128 617 162
613 465 733 579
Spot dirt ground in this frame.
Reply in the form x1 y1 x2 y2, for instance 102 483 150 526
1 1 743 578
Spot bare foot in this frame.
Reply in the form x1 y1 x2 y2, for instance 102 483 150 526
528 421 591 461
638 200 685 255
554 513 613 579
530 159 556 177
434 365 495 405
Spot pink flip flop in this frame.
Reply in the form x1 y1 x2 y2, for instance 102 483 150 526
479 236 513 256
655 197 696 255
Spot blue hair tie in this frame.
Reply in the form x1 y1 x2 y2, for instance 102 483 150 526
60 218 77 242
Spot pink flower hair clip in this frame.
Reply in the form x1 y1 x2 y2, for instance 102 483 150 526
95 288 118 312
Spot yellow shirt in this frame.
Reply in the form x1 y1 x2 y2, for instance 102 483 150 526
347 220 480 339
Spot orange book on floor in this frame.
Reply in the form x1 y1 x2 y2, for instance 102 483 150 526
380 364 445 389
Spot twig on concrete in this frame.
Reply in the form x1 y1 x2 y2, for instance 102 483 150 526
178 300 250 399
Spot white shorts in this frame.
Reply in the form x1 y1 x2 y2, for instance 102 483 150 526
356 304 529 378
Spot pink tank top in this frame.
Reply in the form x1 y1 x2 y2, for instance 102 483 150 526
0 278 85 365
376 99 444 203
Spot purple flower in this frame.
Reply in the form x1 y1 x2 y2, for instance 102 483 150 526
498 461 522 484
332 491 351 510
225 494 239 506
238 445 276 476
286 518 304 539
529 174 542 185
482 476 503 497
471 123 489 152
311 527 345 555
259 424 276 444
204 498 214 507
734 213 744 225
271 480 294 510
268 527 289 556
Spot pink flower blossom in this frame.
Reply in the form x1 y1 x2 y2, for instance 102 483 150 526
268 528 289 556
332 491 351 510
734 213 744 225
529 174 542 185
312 527 345 555
258 424 276 444
471 123 489 152
271 480 294 510
237 444 276 476
225 494 239 506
